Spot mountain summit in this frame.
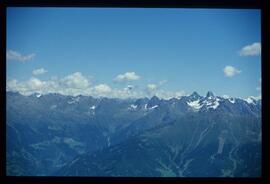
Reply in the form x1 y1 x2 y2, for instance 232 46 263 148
189 92 201 100
148 95 160 106
206 91 215 98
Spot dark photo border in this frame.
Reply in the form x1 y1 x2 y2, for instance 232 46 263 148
1 0 269 184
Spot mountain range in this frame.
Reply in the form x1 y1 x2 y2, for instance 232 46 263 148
6 91 261 177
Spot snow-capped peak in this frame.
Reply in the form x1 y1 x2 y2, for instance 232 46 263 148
189 91 202 101
244 97 256 105
190 91 200 98
187 92 221 111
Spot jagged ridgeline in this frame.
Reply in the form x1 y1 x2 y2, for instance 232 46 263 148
6 91 261 177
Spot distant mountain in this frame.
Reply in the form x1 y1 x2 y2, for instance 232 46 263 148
6 91 261 176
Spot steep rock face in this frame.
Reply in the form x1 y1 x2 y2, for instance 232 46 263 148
6 91 261 176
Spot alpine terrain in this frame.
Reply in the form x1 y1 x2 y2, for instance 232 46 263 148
6 91 261 177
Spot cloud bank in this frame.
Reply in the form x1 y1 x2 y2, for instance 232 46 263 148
7 72 185 99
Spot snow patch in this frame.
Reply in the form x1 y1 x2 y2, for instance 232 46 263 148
203 98 220 109
149 105 158 109
228 98 235 104
187 100 203 110
90 105 96 110
144 104 148 110
36 93 42 98
130 104 137 109
143 104 158 110
211 100 220 109
88 106 96 115
244 97 256 104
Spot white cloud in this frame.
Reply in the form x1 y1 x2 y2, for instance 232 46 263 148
61 72 90 89
32 68 47 76
6 79 17 88
6 72 185 99
7 77 47 95
147 84 157 91
6 79 19 92
239 42 261 56
144 79 168 96
114 72 140 82
94 84 111 93
6 72 91 96
223 66 241 77
7 50 35 62
27 77 45 90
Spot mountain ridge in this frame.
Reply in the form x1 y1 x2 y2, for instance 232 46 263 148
6 91 261 176
6 90 261 102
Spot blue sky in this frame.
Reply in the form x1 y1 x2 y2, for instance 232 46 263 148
6 8 261 99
